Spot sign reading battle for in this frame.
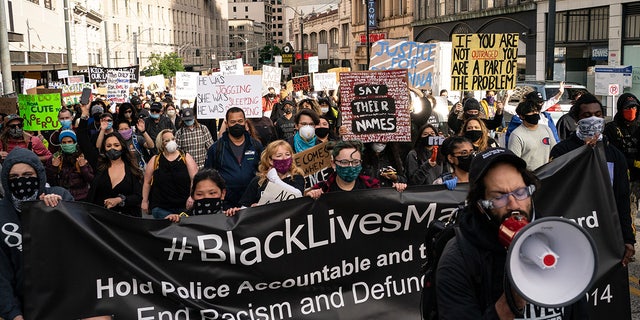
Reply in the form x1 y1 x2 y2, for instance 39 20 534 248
339 69 411 143
21 145 630 319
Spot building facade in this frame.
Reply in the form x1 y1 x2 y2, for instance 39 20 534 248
228 18 266 68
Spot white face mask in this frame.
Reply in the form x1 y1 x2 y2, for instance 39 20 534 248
165 140 178 153
181 104 190 109
167 110 176 116
299 125 316 141
372 142 387 153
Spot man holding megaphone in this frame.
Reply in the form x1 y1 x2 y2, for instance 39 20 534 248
436 148 590 319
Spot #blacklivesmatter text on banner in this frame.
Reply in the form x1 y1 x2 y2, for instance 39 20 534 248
18 93 63 130
451 33 519 91
369 40 436 90
196 74 262 119
339 69 411 143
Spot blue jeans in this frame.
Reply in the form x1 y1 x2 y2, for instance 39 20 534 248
151 207 183 219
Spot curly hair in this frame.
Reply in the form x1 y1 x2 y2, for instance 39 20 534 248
257 140 304 185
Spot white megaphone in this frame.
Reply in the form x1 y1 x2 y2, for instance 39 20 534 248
502 216 598 308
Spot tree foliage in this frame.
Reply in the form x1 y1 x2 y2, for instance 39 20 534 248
141 53 185 77
259 45 282 65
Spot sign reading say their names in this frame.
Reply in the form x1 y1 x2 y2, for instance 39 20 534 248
257 182 301 206
18 93 63 130
340 69 411 143
196 74 262 119
451 33 519 91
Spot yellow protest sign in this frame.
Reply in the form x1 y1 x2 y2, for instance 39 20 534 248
18 93 63 131
451 33 519 91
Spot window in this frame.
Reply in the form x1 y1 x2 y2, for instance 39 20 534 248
438 0 445 16
341 23 349 47
456 0 468 12
245 6 248 12
481 0 494 9
233 7 236 12
44 0 53 10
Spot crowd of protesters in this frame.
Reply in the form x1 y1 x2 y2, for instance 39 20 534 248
0 80 639 319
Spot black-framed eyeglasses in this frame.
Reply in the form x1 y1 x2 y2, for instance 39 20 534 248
334 159 362 167
481 185 535 209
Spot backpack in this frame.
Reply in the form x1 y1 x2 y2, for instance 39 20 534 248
421 207 483 320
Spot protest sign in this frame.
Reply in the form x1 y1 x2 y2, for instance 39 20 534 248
293 142 334 189
67 75 85 84
312 73 338 91
0 97 18 114
143 75 165 93
308 56 319 73
22 78 38 94
22 145 631 319
339 69 411 143
107 70 131 104
292 75 311 92
57 70 69 79
451 33 519 91
256 182 301 206
18 93 63 130
220 58 244 75
244 66 254 75
369 40 437 90
88 66 139 84
261 66 282 96
196 74 262 119
328 67 350 83
175 72 199 101
61 83 93 105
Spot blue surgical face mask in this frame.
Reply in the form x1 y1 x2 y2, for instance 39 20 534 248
106 121 113 130
60 119 72 129
335 164 361 183
184 119 195 126
149 113 160 119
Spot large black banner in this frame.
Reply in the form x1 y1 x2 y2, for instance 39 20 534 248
21 144 629 319
88 66 140 84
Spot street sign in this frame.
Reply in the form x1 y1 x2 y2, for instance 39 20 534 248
281 43 295 66
608 84 620 96
594 65 632 95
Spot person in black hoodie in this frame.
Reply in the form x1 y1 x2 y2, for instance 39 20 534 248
436 148 587 319
0 148 74 320
551 93 636 265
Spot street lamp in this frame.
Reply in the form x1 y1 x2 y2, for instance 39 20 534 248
134 28 152 66
233 35 249 65
283 3 305 75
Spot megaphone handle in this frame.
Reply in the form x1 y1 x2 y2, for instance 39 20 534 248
504 273 525 318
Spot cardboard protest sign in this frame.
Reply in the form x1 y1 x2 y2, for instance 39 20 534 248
18 93 63 130
107 70 130 104
261 66 282 96
257 182 301 205
0 97 18 114
143 75 165 93
196 74 262 119
293 142 334 190
244 66 254 75
451 33 519 91
175 72 199 100
59 83 93 106
369 40 437 90
220 58 244 75
88 66 139 84
328 67 350 83
292 75 310 92
339 69 411 143
312 73 338 91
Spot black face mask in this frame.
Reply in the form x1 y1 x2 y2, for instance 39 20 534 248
284 108 293 114
315 127 330 138
105 149 122 160
456 154 474 172
464 130 483 142
192 198 222 215
228 124 246 138
419 136 432 146
10 176 40 211
523 113 540 125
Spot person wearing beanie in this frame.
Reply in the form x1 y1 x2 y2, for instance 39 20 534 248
45 129 94 201
604 93 640 225
0 148 73 320
448 97 504 135
0 114 52 164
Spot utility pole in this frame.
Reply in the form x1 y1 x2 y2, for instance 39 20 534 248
63 0 73 75
133 32 138 65
545 0 556 80
104 21 111 67
300 14 304 75
0 0 14 94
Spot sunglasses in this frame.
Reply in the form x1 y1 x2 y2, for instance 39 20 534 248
8 123 23 129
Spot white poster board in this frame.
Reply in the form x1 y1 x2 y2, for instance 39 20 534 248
175 72 199 100
143 75 166 93
261 66 282 96
196 74 262 119
257 181 301 205
22 78 38 94
106 70 130 104
308 56 319 74
312 73 338 91
220 58 245 75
